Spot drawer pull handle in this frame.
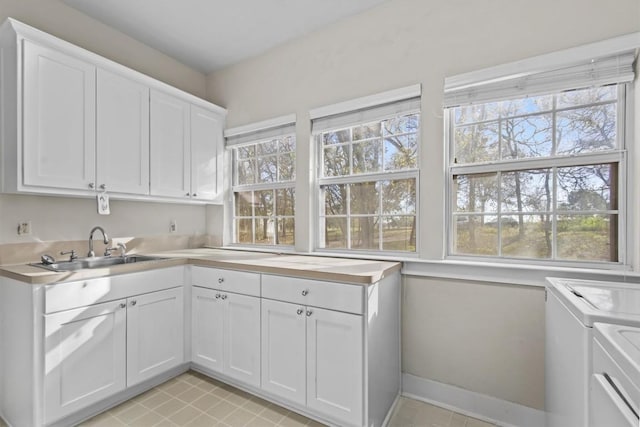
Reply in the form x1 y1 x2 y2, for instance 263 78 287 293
301 290 309 296
119 303 126 309
131 300 137 306
215 293 221 299
218 277 224 284
221 294 227 300
296 308 303 315
306 310 313 317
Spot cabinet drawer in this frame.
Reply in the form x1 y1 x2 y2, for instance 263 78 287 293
191 266 260 297
45 266 184 314
262 275 364 314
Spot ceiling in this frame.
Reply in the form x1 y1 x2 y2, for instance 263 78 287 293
63 0 387 74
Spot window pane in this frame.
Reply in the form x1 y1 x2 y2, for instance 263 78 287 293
236 219 253 244
455 173 498 213
236 145 255 159
323 129 350 145
350 217 378 250
557 164 615 211
383 114 420 135
237 159 256 185
258 139 278 155
501 114 553 159
235 191 253 216
501 169 552 213
455 103 500 125
279 136 296 152
323 184 347 215
353 123 381 140
352 139 382 174
500 95 553 117
452 215 498 256
454 121 499 164
276 218 294 245
557 86 617 109
384 134 417 170
323 145 350 177
381 179 415 215
350 182 379 215
323 217 347 249
278 152 295 180
254 218 274 244
557 214 617 262
254 190 273 216
556 104 616 155
501 214 552 259
258 156 278 183
382 216 416 251
276 188 295 216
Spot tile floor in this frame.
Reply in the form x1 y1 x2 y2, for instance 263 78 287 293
0 371 497 427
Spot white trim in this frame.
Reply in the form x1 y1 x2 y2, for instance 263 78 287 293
402 373 546 427
224 113 296 138
309 84 421 119
402 258 640 287
445 32 640 93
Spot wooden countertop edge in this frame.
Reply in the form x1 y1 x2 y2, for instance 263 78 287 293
0 253 402 285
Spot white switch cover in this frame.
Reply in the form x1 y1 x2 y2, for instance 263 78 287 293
17 221 32 235
170 220 177 233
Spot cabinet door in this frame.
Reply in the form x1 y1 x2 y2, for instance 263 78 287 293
307 307 363 426
192 287 224 373
127 287 184 387
190 105 223 201
150 90 190 198
44 299 126 424
22 40 96 191
223 292 261 387
96 69 149 195
261 299 306 405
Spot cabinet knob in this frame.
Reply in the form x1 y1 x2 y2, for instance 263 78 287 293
131 300 137 306
215 293 221 299
296 308 303 315
99 184 107 190
88 182 95 189
186 192 191 197
306 310 313 317
218 277 224 284
119 303 126 309
221 294 227 300
301 290 309 296
193 193 198 197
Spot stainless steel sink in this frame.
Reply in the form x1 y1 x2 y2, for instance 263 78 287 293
30 255 165 272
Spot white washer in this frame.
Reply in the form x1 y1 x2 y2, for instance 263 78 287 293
545 277 640 427
591 323 640 427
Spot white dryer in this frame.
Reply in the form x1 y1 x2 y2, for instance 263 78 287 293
591 323 640 427
545 277 640 427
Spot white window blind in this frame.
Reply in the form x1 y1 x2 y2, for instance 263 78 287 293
225 114 296 147
444 33 639 107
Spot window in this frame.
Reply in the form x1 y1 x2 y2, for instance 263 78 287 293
445 49 635 265
312 91 421 253
227 117 296 246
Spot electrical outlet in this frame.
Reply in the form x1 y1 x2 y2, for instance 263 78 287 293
17 221 32 235
169 219 177 233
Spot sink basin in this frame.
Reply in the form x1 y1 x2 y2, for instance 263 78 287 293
30 255 165 272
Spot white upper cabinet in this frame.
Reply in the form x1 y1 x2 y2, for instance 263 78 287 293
0 18 226 202
97 69 150 195
22 40 96 191
150 90 191 199
190 105 223 201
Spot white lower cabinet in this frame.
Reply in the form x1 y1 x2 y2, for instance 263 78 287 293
261 298 363 426
44 299 127 424
192 286 261 387
43 284 184 424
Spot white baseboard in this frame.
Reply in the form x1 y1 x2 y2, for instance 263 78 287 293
402 373 545 427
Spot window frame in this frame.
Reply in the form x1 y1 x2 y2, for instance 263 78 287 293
444 84 629 268
313 110 421 256
230 134 296 249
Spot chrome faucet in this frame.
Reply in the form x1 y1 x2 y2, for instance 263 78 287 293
87 226 109 257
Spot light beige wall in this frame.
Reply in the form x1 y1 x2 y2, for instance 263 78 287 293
205 0 640 410
0 0 210 244
403 276 545 409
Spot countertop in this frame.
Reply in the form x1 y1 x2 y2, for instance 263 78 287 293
0 248 401 285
